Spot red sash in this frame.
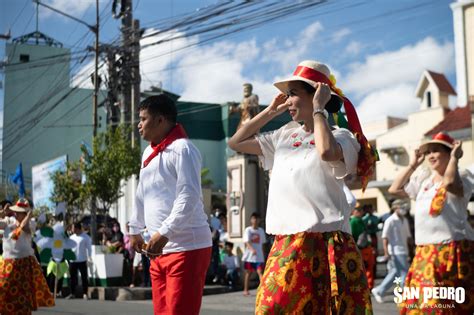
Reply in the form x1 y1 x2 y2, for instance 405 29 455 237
142 124 188 168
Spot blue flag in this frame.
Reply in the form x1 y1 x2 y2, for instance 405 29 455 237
10 163 25 197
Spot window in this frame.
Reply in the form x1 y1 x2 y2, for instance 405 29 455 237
426 91 432 108
19 54 30 62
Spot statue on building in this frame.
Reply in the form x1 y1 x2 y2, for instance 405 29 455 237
229 83 260 129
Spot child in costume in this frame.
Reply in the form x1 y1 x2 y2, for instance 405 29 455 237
0 199 54 315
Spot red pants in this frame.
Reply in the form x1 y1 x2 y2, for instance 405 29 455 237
360 246 375 289
150 247 211 315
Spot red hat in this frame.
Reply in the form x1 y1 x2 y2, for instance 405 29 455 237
419 132 454 153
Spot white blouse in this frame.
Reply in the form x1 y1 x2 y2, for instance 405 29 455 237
404 170 474 245
256 122 360 235
1 219 34 259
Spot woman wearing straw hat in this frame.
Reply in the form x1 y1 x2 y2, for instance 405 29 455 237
388 132 474 314
229 60 376 314
0 198 54 314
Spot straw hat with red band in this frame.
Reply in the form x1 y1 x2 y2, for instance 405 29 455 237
9 198 32 213
419 132 455 153
274 60 379 191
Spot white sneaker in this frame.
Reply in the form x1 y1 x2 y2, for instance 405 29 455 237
371 288 384 303
83 294 89 300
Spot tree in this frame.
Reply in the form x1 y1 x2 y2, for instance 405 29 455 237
51 125 141 243
83 124 141 214
50 161 87 225
201 168 213 188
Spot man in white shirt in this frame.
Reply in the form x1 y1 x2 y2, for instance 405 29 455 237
372 199 413 303
68 222 92 300
129 94 212 315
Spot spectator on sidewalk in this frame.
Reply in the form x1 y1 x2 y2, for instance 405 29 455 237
362 204 379 277
371 199 412 303
220 241 240 290
242 212 266 296
67 222 92 300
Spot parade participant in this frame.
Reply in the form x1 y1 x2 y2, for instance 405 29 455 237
0 199 54 314
129 94 212 315
389 132 474 314
228 60 377 314
241 212 266 296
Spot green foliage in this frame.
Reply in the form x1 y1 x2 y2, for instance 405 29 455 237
51 125 141 220
82 124 141 213
201 167 213 188
50 161 87 223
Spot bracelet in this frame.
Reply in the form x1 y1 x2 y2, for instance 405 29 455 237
312 108 328 119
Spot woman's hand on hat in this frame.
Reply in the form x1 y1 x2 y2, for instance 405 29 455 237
312 82 331 110
451 140 463 160
268 93 290 115
409 148 425 169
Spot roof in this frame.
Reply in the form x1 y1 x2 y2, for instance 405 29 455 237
425 106 471 136
426 70 456 95
415 70 456 98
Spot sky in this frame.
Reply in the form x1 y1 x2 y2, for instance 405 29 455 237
0 0 459 133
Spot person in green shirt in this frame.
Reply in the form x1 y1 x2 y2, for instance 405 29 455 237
350 204 375 289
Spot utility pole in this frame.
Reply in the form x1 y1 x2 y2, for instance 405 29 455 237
130 19 141 148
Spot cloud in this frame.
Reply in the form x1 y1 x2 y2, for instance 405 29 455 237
345 41 363 56
356 84 419 123
42 0 99 19
331 28 351 43
261 21 324 73
342 37 454 97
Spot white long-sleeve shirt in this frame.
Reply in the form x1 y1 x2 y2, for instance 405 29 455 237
70 232 92 262
129 138 212 254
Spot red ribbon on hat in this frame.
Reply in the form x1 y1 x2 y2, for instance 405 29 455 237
143 124 188 168
16 201 29 208
432 132 454 144
292 65 378 191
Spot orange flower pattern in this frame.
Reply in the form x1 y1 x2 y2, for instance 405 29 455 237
0 256 55 314
428 187 447 217
256 231 373 315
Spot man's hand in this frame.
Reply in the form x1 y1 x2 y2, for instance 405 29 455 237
130 234 145 253
145 232 169 257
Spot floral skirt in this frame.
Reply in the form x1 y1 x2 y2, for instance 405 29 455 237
0 255 55 315
400 240 474 315
255 231 373 315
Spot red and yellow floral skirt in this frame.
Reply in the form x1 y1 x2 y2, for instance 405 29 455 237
400 240 474 315
0 255 55 315
255 231 373 315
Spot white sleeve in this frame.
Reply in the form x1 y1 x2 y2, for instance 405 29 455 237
403 220 412 239
255 130 277 170
243 227 250 243
381 219 391 239
234 256 240 268
158 145 203 238
329 128 360 179
0 218 8 230
129 176 145 235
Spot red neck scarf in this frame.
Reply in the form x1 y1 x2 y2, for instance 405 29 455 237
142 124 188 168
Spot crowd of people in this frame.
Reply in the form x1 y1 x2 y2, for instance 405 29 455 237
0 59 473 315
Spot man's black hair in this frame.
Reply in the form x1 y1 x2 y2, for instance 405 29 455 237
225 241 234 248
139 94 177 123
73 222 82 230
250 212 261 219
